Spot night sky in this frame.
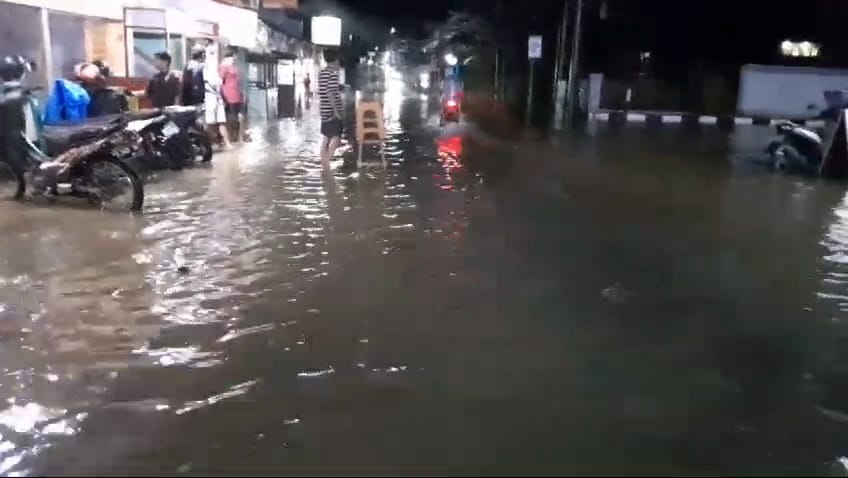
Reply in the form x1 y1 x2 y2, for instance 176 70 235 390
297 0 848 77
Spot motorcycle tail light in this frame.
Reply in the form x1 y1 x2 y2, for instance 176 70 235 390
446 99 458 109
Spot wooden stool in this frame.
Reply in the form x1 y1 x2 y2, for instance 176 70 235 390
356 100 386 168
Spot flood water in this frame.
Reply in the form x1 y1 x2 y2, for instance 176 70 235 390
1 96 848 475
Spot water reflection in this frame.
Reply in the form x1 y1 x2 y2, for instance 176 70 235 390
1 96 848 473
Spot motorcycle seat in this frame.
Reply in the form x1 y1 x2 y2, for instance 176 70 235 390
42 123 114 155
126 109 162 121
165 109 198 127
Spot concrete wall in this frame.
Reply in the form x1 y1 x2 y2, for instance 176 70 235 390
737 64 848 119
85 20 127 77
0 0 258 47
48 10 86 81
0 2 47 87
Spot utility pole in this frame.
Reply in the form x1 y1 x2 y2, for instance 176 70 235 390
552 0 569 129
564 0 584 125
525 60 536 125
494 0 502 99
526 35 542 126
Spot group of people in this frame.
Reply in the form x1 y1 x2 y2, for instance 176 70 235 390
143 46 345 166
145 45 247 150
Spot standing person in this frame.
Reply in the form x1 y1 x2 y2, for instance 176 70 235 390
182 45 206 107
318 49 343 168
203 44 232 150
219 46 245 144
145 52 180 109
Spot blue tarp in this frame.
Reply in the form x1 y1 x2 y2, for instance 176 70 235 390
42 79 89 125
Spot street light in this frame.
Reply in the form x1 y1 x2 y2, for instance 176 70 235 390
390 26 396 35
444 53 458 66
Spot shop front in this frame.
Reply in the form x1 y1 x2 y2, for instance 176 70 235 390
123 7 219 78
117 0 256 106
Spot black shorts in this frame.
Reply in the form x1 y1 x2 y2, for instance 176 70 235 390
321 118 343 138
224 102 244 115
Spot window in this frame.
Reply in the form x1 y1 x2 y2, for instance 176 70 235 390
169 34 185 70
133 31 166 77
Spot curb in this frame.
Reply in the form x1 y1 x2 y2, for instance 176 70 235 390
590 110 826 128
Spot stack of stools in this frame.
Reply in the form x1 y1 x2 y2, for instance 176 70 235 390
355 100 386 168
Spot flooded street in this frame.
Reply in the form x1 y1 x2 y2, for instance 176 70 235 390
1 96 848 474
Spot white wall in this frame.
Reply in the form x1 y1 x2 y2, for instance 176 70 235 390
0 0 122 19
0 0 257 47
737 64 848 119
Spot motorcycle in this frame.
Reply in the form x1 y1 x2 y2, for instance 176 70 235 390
0 57 144 211
161 105 213 167
765 121 824 174
116 106 211 173
441 96 461 125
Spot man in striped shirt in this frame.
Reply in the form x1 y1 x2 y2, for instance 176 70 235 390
318 49 343 168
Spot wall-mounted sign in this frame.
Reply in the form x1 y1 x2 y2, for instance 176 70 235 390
264 0 299 8
124 8 167 29
311 16 341 46
528 35 542 59
277 60 295 85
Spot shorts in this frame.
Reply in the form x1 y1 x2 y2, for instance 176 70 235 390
321 118 343 138
204 93 226 125
225 102 244 116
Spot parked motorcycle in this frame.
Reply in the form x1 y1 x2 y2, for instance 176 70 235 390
117 106 211 173
161 105 213 166
765 121 824 174
0 56 144 211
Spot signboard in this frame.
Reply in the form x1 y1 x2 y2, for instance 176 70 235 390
264 0 299 8
124 8 167 29
528 35 542 59
277 60 295 85
311 16 341 46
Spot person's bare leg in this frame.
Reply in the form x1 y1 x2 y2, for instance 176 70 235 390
237 114 246 143
325 136 341 166
320 135 331 168
219 123 233 149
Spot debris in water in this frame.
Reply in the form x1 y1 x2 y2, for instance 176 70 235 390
818 406 848 423
601 282 631 304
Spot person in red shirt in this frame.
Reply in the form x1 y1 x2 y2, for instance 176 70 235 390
219 46 245 143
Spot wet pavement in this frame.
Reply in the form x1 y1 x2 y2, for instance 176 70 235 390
1 95 848 475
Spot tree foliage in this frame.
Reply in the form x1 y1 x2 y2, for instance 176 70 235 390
423 11 495 58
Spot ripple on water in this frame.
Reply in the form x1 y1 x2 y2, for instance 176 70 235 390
0 108 439 474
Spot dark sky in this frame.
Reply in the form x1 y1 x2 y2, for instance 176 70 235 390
297 0 848 73
299 0 458 44
333 0 457 20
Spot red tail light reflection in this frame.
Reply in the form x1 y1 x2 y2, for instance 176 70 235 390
436 136 463 172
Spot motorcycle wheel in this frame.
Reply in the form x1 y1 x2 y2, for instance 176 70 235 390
80 156 144 212
765 139 782 156
164 138 188 171
0 161 25 200
773 144 808 173
188 128 213 163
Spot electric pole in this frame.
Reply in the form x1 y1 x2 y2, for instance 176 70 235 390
564 0 584 125
552 0 569 129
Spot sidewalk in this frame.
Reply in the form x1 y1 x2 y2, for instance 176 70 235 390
590 109 827 128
